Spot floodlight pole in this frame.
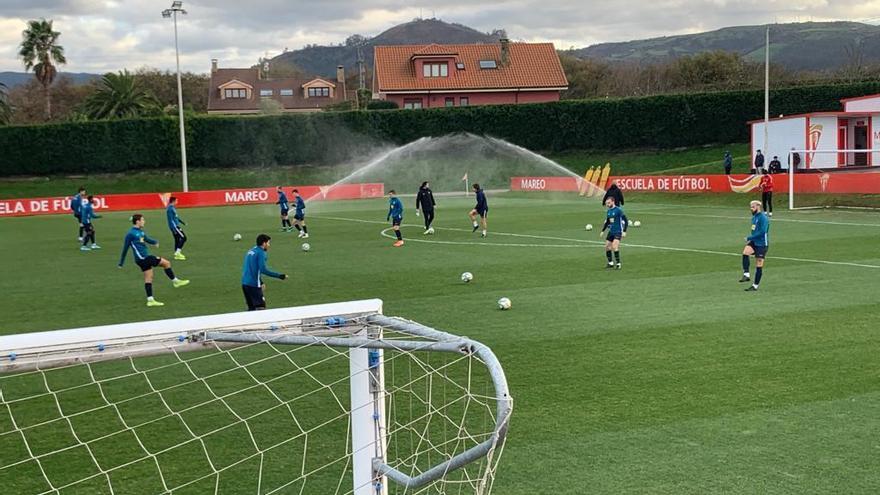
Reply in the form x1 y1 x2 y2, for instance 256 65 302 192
763 25 770 166
164 2 189 192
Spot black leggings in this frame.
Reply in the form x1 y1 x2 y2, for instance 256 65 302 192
423 209 435 229
173 230 187 250
82 224 95 245
762 192 773 213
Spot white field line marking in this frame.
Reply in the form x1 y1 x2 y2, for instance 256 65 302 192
378 228 588 249
636 210 880 228
314 215 880 269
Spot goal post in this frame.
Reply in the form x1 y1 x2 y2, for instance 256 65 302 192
787 149 880 210
0 300 512 495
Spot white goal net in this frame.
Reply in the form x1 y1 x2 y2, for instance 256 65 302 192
0 300 511 495
788 149 880 210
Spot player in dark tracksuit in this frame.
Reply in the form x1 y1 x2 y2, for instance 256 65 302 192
416 181 436 234
741 200 770 292
166 196 187 260
241 234 287 311
387 190 404 247
600 197 628 269
292 189 308 238
601 182 624 207
80 196 101 251
71 186 86 241
276 187 291 232
469 183 488 237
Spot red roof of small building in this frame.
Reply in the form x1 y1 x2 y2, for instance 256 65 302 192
374 42 568 92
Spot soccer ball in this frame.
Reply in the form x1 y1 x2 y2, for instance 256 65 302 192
301 243 310 252
233 233 242 241
634 220 642 227
461 272 473 283
585 224 593 231
497 297 511 310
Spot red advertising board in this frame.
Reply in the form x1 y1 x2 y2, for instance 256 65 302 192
511 173 880 194
0 183 384 218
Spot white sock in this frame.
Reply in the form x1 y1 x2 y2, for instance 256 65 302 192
473 221 478 227
743 272 750 277
175 249 181 254
173 277 180 282
482 229 487 235
147 296 155 301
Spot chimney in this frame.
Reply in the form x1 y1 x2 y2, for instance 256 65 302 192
337 65 346 100
500 38 510 67
211 59 218 73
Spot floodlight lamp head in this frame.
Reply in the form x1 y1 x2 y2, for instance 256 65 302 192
172 1 183 8
162 9 172 17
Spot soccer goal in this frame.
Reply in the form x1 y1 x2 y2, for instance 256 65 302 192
788 149 880 210
0 300 511 495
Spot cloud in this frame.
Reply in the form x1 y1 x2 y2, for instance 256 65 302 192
0 0 878 73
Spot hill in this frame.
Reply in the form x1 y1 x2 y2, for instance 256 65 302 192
270 18 503 77
0 71 101 88
573 21 880 71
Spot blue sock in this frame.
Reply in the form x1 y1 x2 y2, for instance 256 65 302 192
742 255 750 274
755 267 763 286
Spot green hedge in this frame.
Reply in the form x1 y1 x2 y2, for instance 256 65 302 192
3 81 880 176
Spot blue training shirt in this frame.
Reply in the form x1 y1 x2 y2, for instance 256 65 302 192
747 211 770 247
387 197 403 220
277 191 289 212
119 227 158 266
80 202 101 225
294 196 305 216
475 189 488 212
71 193 83 215
166 204 184 231
241 246 283 287
603 206 628 235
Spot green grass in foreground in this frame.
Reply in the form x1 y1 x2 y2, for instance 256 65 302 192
1 193 879 494
0 143 751 199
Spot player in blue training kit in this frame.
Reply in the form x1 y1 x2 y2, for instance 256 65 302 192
71 186 86 241
292 189 309 238
387 190 404 247
119 214 190 307
469 183 488 237
276 186 292 232
740 200 770 291
166 196 187 260
241 234 287 310
79 195 102 251
600 197 628 269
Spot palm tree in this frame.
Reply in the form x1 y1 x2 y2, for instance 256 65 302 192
0 82 12 125
81 71 161 120
19 19 66 120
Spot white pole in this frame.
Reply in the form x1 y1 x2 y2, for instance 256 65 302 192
788 151 794 210
173 11 189 192
465 177 469 197
763 25 770 165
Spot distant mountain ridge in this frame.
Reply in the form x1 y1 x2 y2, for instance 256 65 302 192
270 19 503 78
0 71 100 88
573 22 880 71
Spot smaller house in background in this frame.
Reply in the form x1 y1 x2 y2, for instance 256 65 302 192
372 39 568 109
207 60 349 114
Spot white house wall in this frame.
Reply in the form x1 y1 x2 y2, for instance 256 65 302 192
751 117 806 169
843 97 880 113
808 116 838 169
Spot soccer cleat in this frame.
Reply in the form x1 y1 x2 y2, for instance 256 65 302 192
147 299 165 307
605 263 614 269
173 252 186 260
393 240 404 247
172 279 190 288
744 285 759 292
472 225 479 232
615 263 622 270
481 231 487 238
423 229 431 235
768 212 773 217
77 237 83 242
297 231 304 238
90 244 101 249
80 246 91 251
427 227 434 234
302 233 309 239
738 276 751 283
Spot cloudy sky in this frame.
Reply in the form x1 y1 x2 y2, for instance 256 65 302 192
1 0 878 74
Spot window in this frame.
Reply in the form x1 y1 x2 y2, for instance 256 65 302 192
479 60 497 69
280 89 294 96
456 62 465 70
224 88 247 99
403 99 423 110
308 87 330 97
422 62 448 78
260 89 273 97
460 97 469 107
445 97 454 107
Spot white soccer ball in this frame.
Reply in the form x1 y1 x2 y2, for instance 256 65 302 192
497 297 511 310
461 272 473 283
233 233 242 241
585 224 593 231
301 243 311 252
634 220 641 227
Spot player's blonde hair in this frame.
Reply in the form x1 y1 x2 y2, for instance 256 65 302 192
750 200 762 210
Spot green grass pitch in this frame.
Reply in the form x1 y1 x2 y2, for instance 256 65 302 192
1 192 879 494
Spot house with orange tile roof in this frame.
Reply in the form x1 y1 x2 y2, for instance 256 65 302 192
372 39 568 109
207 60 351 114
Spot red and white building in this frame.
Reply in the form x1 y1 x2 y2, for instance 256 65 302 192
750 94 880 170
372 40 568 109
